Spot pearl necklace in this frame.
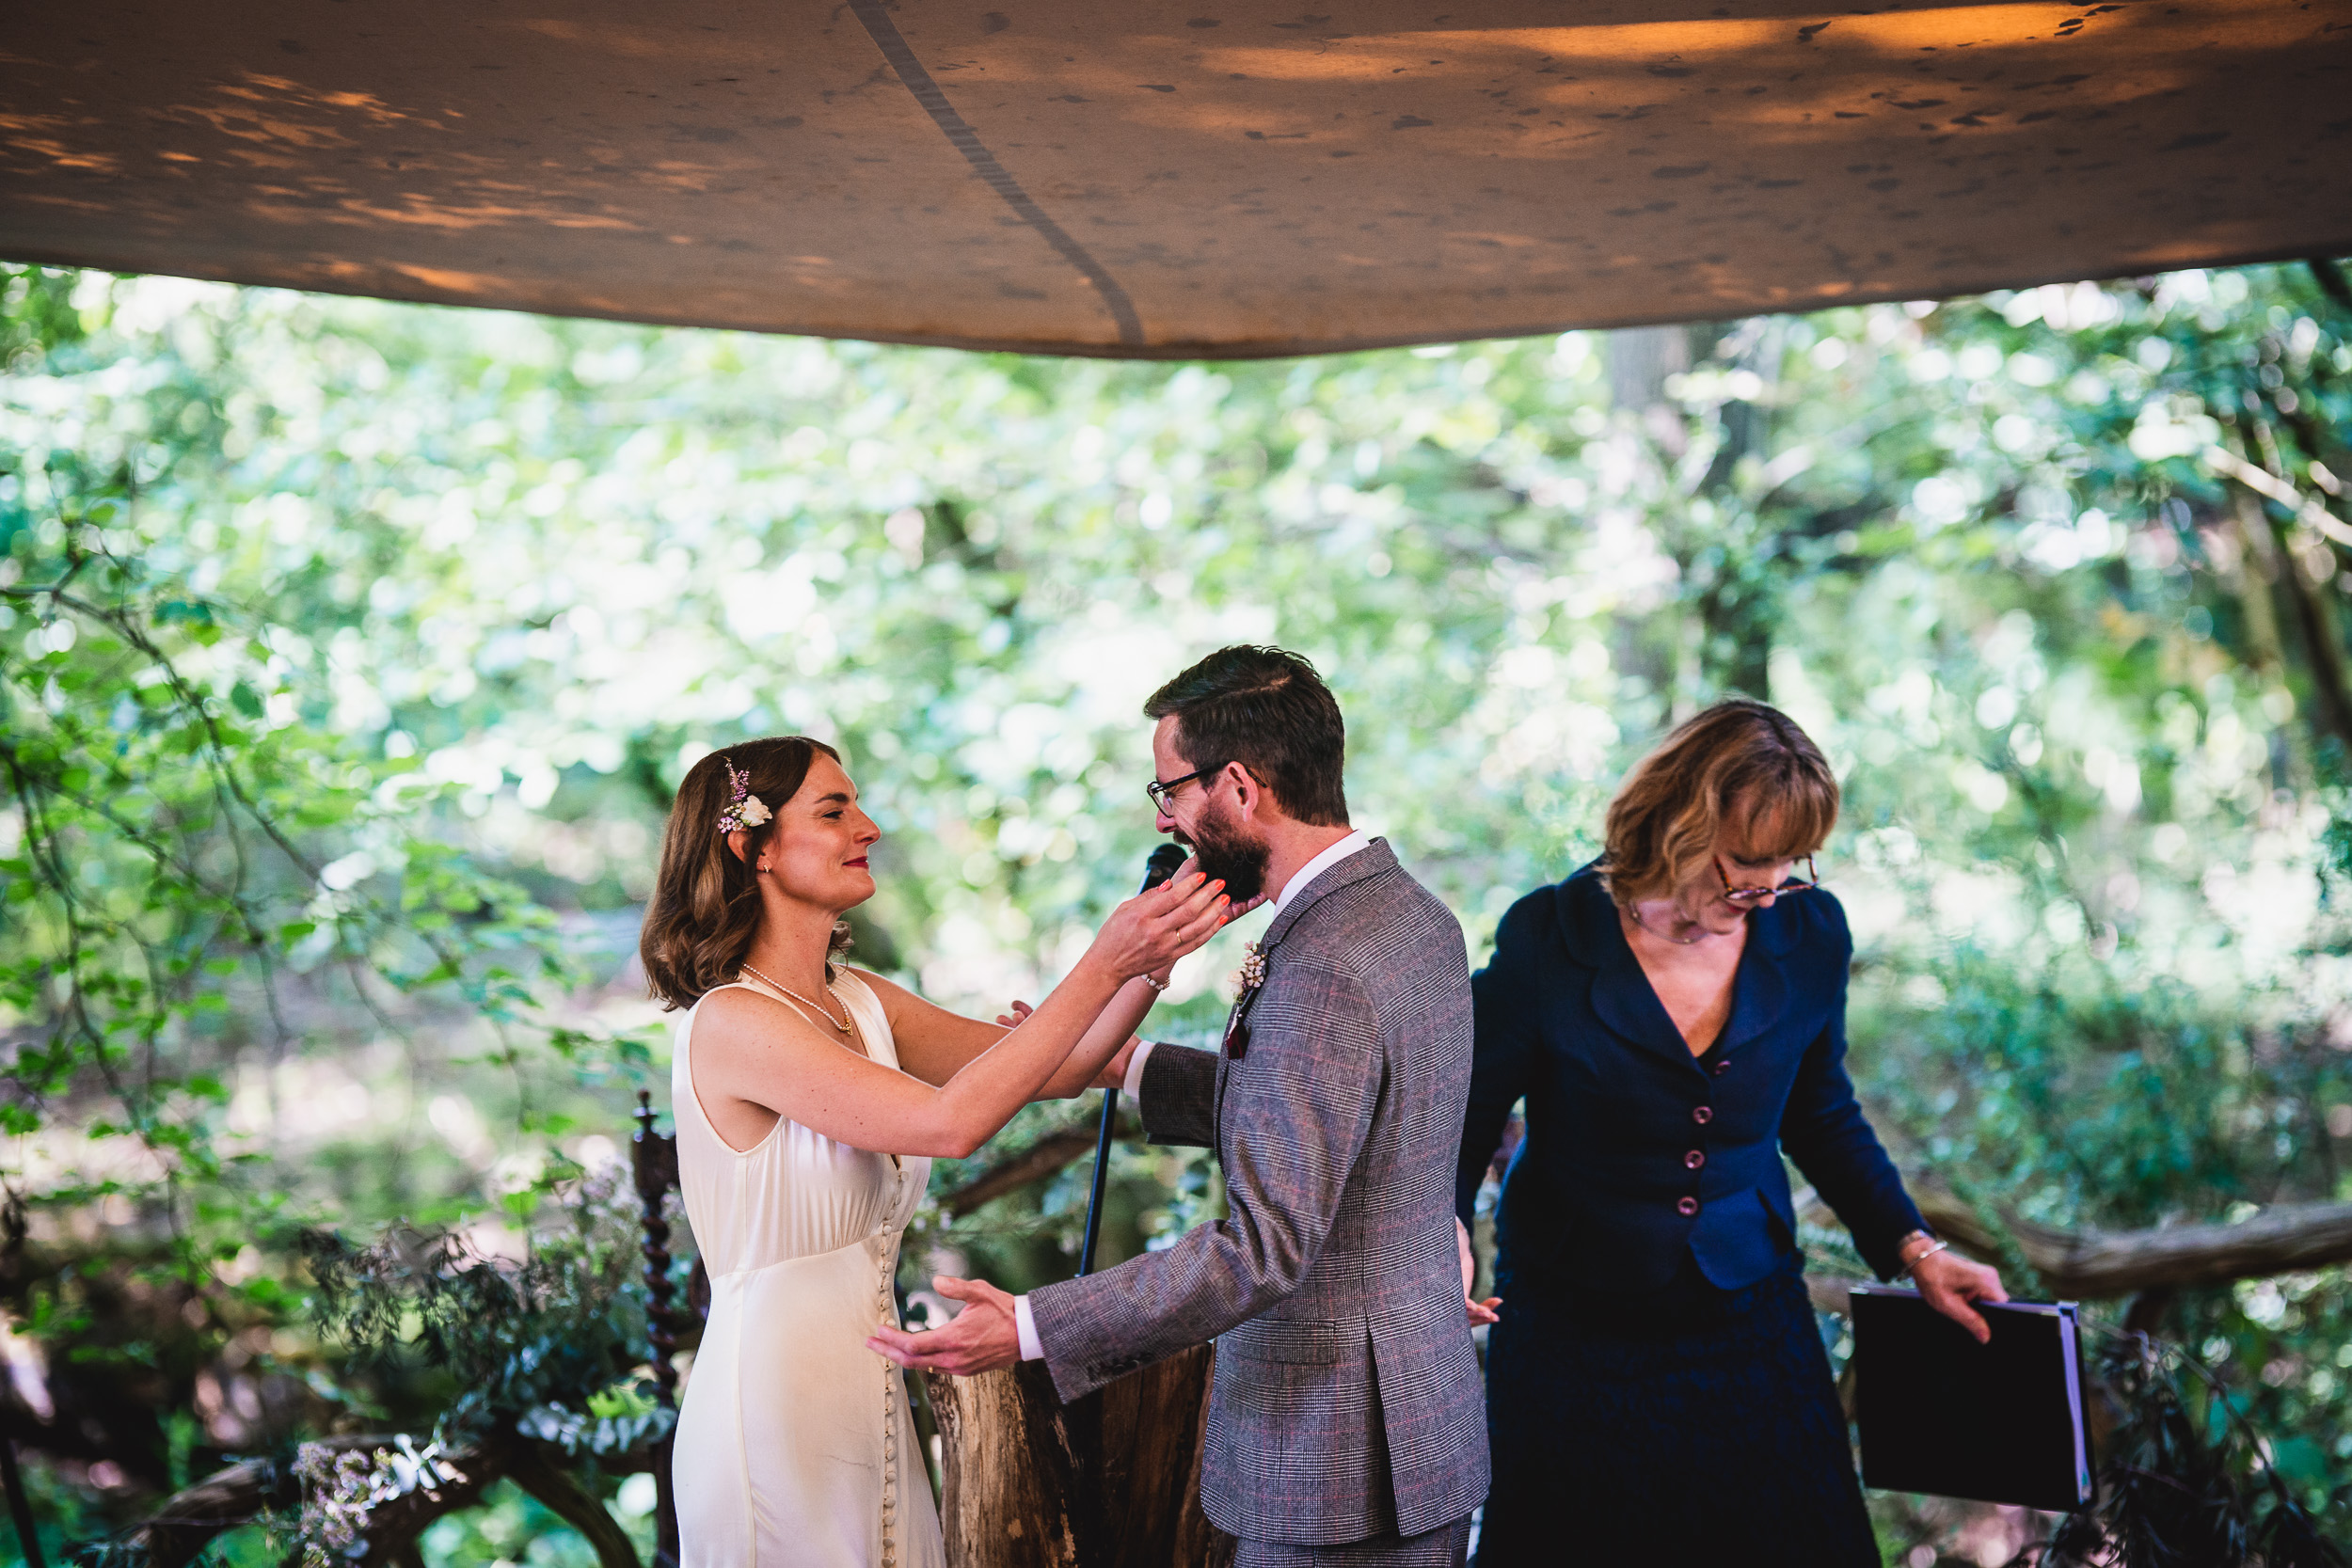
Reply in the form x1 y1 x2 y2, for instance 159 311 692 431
740 962 851 1033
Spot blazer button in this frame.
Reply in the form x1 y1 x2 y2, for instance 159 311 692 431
1677 1196 1700 1217
1684 1149 1706 1169
1711 1059 1729 1075
1692 1106 1714 1125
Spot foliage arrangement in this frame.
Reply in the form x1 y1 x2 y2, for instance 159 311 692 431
298 1166 667 1463
2028 1333 2345 1568
2 252 2350 1561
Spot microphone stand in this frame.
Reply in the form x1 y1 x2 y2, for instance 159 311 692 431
1077 1086 1119 1279
1077 845 1186 1277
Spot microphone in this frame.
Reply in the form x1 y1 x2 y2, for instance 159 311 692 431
1138 841 1188 895
1078 843 1188 1277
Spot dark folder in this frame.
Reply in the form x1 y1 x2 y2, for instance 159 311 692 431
1851 1285 2094 1513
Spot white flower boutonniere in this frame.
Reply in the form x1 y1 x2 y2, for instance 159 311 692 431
1231 940 1267 1001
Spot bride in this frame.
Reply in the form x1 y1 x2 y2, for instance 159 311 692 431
637 735 1230 1568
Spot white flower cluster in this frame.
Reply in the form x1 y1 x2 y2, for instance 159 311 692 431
294 1435 469 1567
1231 941 1267 1000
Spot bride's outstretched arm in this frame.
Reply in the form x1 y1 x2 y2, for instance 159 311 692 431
690 874 1228 1160
869 973 1164 1099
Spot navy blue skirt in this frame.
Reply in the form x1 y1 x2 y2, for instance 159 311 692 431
1473 1256 1878 1567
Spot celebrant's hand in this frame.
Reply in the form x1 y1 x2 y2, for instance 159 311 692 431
1912 1246 2008 1344
993 1000 1035 1028
867 1275 1024 1376
1457 1217 1502 1327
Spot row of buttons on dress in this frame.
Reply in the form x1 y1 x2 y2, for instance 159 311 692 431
877 1164 909 1568
1676 1060 1729 1217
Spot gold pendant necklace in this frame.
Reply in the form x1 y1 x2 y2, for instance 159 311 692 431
739 962 851 1033
1629 906 1705 946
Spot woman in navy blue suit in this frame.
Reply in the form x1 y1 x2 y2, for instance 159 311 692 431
1456 700 2006 1565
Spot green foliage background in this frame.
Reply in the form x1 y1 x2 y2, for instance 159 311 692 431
2 256 2350 1560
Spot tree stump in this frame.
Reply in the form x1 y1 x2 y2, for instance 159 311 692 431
926 1344 1234 1568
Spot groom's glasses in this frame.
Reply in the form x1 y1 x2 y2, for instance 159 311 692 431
1719 854 1820 907
1146 765 1223 813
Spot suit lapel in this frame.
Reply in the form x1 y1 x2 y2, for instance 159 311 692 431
1212 1039 1232 1144
1258 837 1394 951
1588 952 1706 1069
1554 872 1707 1074
1553 869 1804 1069
1214 838 1394 1148
1715 896 1800 1056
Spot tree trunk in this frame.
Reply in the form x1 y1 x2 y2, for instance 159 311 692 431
925 1344 1233 1568
927 1361 1086 1568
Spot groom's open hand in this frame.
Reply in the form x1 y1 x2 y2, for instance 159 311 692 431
866 1275 1023 1376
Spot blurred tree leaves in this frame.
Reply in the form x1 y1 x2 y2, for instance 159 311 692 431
4 255 2352 1550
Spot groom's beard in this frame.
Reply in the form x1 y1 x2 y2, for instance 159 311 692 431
1182 800 1271 906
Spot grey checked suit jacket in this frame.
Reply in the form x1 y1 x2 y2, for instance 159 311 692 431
1026 839 1489 1546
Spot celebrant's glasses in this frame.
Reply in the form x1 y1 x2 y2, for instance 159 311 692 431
1146 766 1223 813
1719 854 1820 907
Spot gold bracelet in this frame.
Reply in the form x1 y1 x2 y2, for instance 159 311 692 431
1139 974 1170 992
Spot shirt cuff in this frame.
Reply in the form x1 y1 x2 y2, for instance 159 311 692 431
1120 1039 1159 1103
1013 1293 1044 1362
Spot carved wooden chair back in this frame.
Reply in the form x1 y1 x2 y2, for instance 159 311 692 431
631 1091 709 1568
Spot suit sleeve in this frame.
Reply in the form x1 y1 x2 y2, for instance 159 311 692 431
1776 899 1928 1281
1026 954 1383 1402
1137 1039 1218 1148
1456 895 1543 1227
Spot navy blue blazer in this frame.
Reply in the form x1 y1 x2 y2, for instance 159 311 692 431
1454 865 1927 1295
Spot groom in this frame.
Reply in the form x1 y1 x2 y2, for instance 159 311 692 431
870 645 1488 1566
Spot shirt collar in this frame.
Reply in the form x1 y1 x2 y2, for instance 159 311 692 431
1270 828 1373 917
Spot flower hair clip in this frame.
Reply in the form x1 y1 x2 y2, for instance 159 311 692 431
713 757 773 836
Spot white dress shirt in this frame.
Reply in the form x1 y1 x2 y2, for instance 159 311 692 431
1011 829 1374 1360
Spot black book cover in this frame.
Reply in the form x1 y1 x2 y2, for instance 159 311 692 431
1851 1285 2093 1513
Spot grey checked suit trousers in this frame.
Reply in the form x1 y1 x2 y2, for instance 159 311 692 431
1027 840 1489 1554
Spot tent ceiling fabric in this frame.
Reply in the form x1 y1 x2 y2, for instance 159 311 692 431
4 1 2348 358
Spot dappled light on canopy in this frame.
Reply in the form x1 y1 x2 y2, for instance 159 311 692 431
2 0 2347 356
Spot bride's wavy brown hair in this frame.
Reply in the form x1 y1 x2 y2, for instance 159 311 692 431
1599 699 1837 908
640 736 852 1010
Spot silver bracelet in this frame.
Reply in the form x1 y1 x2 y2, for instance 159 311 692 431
1896 1238 1950 1282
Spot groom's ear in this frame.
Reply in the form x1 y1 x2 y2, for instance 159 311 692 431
1226 762 1274 823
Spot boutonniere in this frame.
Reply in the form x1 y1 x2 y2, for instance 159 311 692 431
1231 941 1268 1001
1224 942 1268 1061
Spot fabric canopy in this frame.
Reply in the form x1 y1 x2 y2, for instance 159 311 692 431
4 0 2347 357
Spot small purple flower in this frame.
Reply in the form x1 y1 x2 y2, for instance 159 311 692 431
714 756 772 835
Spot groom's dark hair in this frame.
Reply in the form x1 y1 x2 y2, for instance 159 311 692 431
1146 645 1349 827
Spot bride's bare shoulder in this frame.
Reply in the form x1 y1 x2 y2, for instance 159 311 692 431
838 967 912 1006
693 985 830 1055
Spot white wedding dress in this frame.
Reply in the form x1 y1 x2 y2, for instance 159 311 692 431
670 972 946 1568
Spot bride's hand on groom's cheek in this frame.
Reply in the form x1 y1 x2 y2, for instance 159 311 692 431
866 1275 1023 1376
